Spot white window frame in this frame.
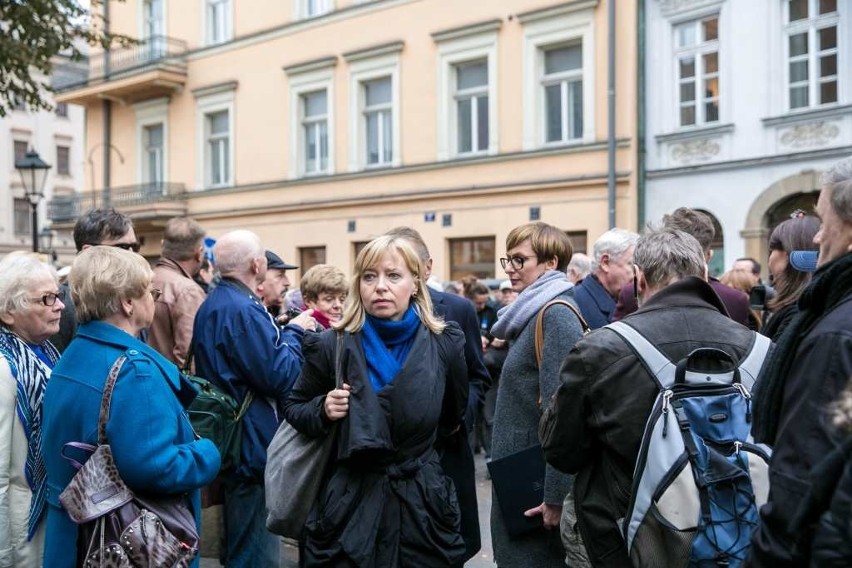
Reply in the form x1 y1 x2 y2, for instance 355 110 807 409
203 0 232 46
782 0 841 111
287 65 335 178
522 7 595 150
56 144 71 177
436 31 499 161
347 52 400 171
540 43 585 144
139 0 166 41
294 0 333 20
672 15 720 128
134 97 169 188
195 88 235 189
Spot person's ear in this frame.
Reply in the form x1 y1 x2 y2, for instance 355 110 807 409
0 313 14 327
544 255 558 270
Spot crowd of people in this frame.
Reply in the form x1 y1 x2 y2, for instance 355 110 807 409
0 154 850 567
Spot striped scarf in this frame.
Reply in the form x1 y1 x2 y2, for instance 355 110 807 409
0 326 58 540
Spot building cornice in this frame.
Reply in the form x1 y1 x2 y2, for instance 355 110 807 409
654 123 734 144
762 103 852 127
431 19 502 43
655 0 724 18
283 55 338 76
191 80 237 99
343 41 404 63
517 0 598 24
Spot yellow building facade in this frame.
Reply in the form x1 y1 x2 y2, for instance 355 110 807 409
54 0 637 282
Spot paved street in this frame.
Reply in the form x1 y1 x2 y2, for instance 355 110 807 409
201 453 496 567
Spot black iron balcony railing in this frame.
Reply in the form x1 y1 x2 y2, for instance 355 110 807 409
47 182 188 223
53 35 188 92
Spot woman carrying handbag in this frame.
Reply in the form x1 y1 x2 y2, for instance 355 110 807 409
281 235 469 567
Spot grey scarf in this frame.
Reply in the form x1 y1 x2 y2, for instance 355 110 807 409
490 270 574 340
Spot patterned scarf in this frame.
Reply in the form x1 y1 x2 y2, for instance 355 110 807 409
0 326 58 540
490 270 574 341
360 305 420 391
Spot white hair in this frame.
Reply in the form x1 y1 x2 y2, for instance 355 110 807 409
0 253 58 318
591 228 640 272
214 230 264 277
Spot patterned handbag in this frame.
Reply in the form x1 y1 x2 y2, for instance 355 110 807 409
59 356 200 567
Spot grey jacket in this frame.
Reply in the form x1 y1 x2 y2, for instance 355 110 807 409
490 291 584 567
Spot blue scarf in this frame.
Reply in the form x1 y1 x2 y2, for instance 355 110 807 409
0 327 58 540
361 306 420 391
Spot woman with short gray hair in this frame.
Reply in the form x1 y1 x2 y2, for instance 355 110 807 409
0 253 64 567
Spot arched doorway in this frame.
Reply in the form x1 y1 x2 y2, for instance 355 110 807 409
742 170 822 279
696 209 725 277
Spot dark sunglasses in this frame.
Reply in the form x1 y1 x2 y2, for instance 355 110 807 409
109 242 142 253
31 290 65 307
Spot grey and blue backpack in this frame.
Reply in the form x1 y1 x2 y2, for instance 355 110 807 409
606 321 772 568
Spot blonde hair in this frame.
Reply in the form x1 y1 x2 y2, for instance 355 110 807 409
720 270 762 329
70 246 152 323
337 235 445 334
301 264 348 302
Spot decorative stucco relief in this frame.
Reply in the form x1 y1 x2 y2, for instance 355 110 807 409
670 138 720 164
779 121 840 149
656 0 724 17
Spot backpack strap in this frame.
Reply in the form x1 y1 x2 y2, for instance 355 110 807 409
737 332 772 391
534 299 590 368
606 321 676 390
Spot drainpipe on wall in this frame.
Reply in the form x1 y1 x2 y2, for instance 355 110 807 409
102 0 112 208
607 0 616 229
637 0 647 229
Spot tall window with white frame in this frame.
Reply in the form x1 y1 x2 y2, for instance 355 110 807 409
206 111 229 187
144 123 164 186
364 77 392 167
302 90 329 175
786 0 839 110
543 43 583 143
674 16 719 127
455 60 489 155
207 0 229 45
304 0 331 18
143 0 164 57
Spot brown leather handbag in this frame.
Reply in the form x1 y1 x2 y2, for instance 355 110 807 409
59 356 200 567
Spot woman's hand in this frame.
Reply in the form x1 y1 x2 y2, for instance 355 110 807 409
524 501 563 529
324 383 351 421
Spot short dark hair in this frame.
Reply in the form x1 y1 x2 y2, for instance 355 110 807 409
735 257 761 275
73 208 134 252
662 207 715 252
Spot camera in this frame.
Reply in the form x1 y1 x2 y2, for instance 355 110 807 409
748 285 767 311
284 307 303 319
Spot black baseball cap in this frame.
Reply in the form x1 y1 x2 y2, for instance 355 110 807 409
265 250 298 270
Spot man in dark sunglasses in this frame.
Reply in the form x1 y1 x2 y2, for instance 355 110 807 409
50 208 138 352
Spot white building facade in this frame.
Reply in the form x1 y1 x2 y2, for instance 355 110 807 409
0 86 85 260
644 0 852 276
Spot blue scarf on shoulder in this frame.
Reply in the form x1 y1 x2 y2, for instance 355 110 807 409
361 305 420 391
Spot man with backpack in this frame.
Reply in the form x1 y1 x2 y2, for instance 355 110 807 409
541 227 771 567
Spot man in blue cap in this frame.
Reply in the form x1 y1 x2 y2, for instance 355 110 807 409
750 155 852 566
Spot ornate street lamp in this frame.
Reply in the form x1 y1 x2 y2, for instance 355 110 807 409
39 227 57 263
14 149 52 252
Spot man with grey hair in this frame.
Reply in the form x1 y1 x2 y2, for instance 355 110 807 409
566 252 591 285
541 227 762 566
573 228 639 329
147 216 207 367
749 156 852 566
191 230 315 568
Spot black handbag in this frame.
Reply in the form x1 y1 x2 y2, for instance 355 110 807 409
265 331 343 539
59 356 200 567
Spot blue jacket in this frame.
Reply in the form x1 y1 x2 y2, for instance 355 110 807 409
192 278 305 482
573 275 616 330
42 321 220 568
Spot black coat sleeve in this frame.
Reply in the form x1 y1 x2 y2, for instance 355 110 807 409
438 322 469 437
282 330 336 438
810 457 852 566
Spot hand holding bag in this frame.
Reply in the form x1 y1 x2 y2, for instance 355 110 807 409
59 356 200 567
265 331 343 539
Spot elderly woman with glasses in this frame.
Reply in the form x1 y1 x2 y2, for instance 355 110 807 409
0 253 64 567
489 222 586 568
41 246 221 568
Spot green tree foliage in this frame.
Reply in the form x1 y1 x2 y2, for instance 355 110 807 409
0 0 129 116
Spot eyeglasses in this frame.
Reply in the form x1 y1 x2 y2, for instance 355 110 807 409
30 290 65 307
109 242 141 253
499 255 538 271
151 288 162 302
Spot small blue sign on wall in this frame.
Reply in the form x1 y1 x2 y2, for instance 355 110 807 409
424 212 436 222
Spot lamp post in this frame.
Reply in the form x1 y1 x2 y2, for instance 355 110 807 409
39 227 57 264
14 149 52 253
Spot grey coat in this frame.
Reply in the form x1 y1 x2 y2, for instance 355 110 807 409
490 291 584 567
